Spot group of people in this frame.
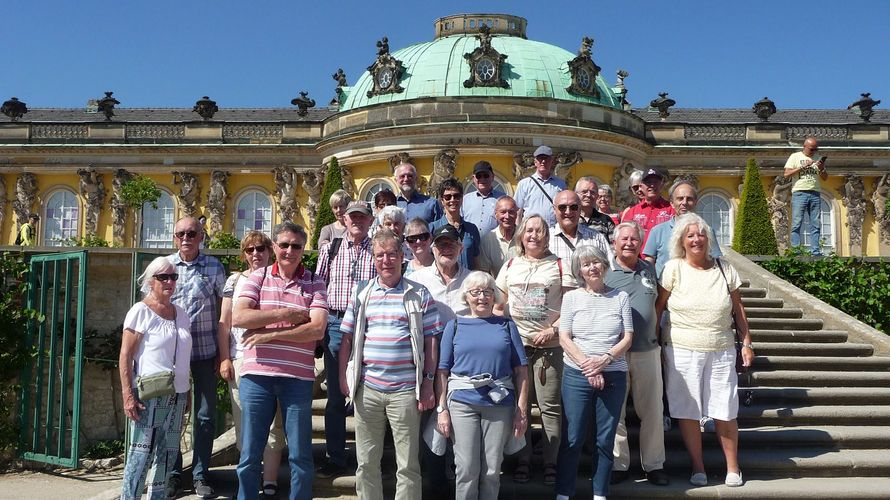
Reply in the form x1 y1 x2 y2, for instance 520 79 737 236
118 144 755 500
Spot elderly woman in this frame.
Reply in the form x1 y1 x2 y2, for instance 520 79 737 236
435 271 529 500
596 185 620 224
404 217 434 275
494 214 574 485
119 257 192 500
555 246 633 500
656 213 753 487
217 230 286 497
378 205 407 238
318 189 352 247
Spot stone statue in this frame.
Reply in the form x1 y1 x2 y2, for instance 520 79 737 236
670 173 699 191
332 68 348 87
578 37 593 59
872 173 890 245
273 166 299 223
611 161 638 210
512 152 535 181
429 149 458 197
340 164 355 197
193 96 219 120
0 176 6 234
838 174 866 248
387 152 414 173
377 37 390 56
553 151 582 188
77 167 106 236
172 171 201 218
207 170 230 235
302 169 324 230
111 168 134 246
13 172 37 225
97 91 120 121
768 175 793 253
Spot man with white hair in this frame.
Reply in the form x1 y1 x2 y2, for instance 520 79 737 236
395 162 442 223
575 176 615 243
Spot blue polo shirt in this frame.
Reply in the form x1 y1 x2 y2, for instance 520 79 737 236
461 188 506 234
643 218 723 280
429 217 482 270
397 191 442 224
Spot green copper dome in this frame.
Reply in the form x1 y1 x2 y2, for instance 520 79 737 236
339 14 622 111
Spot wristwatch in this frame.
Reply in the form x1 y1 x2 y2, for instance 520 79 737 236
436 405 448 414
423 372 435 381
742 343 754 350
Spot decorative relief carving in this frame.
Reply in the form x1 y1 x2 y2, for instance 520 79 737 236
565 37 601 98
768 175 792 253
301 169 324 231
611 160 639 210
554 151 582 188
367 37 405 98
670 173 699 191
13 172 38 225
32 124 89 139
872 173 890 246
787 126 851 141
77 167 106 236
463 25 509 89
684 125 745 141
838 174 866 248
111 168 134 246
172 171 201 218
340 165 355 197
429 149 458 197
511 152 534 181
222 124 282 140
272 166 299 223
207 170 230 235
127 123 185 139
387 153 415 173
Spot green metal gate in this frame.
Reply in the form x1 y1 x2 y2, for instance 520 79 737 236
18 250 88 467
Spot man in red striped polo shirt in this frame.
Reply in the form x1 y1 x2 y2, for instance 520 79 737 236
232 221 329 500
621 168 675 249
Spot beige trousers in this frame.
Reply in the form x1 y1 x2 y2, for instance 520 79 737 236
612 347 666 472
518 346 563 466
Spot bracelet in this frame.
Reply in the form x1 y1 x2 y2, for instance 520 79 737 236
742 343 754 350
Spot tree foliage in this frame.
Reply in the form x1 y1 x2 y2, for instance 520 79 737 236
311 157 343 249
732 157 778 255
119 175 162 210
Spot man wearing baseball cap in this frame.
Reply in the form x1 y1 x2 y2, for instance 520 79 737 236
462 160 506 234
620 168 674 248
514 145 567 227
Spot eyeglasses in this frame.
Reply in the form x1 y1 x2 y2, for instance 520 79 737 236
467 289 494 298
374 251 400 261
557 204 580 212
153 273 179 282
275 241 303 250
474 172 491 180
244 245 267 254
174 230 199 239
442 193 462 201
405 233 430 244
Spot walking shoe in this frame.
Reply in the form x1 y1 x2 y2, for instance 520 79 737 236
700 416 716 433
193 478 216 499
610 470 629 484
689 472 708 486
165 475 182 499
725 471 744 487
316 461 348 479
646 469 670 486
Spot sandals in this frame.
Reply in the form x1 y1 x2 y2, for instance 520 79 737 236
262 482 279 498
543 463 557 486
513 462 531 483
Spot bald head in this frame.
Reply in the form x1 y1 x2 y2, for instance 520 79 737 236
554 190 581 232
803 137 819 157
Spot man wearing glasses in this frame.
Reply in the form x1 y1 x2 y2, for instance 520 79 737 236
514 145 567 227
314 200 378 479
166 217 226 499
575 176 616 243
621 168 674 249
476 196 519 275
549 190 611 285
462 160 506 234
784 137 828 256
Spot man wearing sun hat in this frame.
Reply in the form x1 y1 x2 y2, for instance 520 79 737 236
514 145 567 227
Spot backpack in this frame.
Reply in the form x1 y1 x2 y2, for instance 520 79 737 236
15 223 32 246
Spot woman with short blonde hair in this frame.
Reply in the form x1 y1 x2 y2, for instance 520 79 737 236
318 189 352 247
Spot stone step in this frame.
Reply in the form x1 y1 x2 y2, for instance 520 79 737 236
749 329 847 343
740 297 784 308
740 386 890 405
737 405 890 426
746 317 823 331
743 307 804 319
753 342 873 357
753 355 890 371
738 287 767 298
620 425 890 449
750 370 890 387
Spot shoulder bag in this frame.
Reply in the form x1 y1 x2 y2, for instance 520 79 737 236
135 309 179 401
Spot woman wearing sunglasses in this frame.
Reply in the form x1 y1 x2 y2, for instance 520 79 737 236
404 218 434 275
119 256 192 500
217 230 285 497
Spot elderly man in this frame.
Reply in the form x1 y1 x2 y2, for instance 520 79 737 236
409 224 471 327
514 145 567 227
339 229 441 500
476 196 519 275
462 160 506 234
604 222 668 486
314 200 378 478
575 176 615 243
395 162 442 223
784 137 828 256
643 180 722 280
621 168 674 248
233 222 329 500
549 190 611 284
167 217 226 499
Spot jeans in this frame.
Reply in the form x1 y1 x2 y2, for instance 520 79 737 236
236 375 314 500
791 190 822 255
323 315 347 467
556 367 627 498
172 358 217 481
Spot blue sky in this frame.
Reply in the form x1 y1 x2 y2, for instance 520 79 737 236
4 0 888 110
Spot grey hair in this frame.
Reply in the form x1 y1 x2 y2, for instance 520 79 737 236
138 256 177 295
378 205 406 226
598 184 613 196
460 271 505 307
628 170 644 189
571 245 610 283
611 221 644 243
395 163 417 176
574 176 599 190
272 221 307 244
371 228 404 256
406 217 429 233
668 180 698 200
329 189 352 208
669 213 715 260
514 214 551 257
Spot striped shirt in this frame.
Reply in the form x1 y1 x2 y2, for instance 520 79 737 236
340 278 442 393
549 223 613 283
315 236 377 313
168 252 226 361
236 263 329 381
559 287 632 373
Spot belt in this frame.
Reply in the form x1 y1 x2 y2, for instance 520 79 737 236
330 309 347 319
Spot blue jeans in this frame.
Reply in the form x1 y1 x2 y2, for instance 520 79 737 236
791 190 822 255
323 315 347 467
236 374 314 500
556 367 627 498
172 358 217 481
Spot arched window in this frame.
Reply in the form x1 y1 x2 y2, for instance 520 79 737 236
360 178 397 204
43 189 80 246
234 190 272 239
698 192 733 247
801 195 835 254
141 190 175 248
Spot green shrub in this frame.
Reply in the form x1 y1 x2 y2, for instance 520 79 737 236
83 439 124 459
61 234 112 247
206 231 242 271
761 251 890 333
311 157 343 249
733 158 778 255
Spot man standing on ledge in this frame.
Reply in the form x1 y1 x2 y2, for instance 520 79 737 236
395 162 442 224
784 137 828 256
167 216 226 499
514 145 566 227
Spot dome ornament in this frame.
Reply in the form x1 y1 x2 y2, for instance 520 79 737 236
847 92 880 122
566 37 601 98
291 91 316 117
193 96 218 120
367 36 405 98
1 97 27 121
331 68 348 105
649 92 676 119
463 25 509 89
752 96 777 122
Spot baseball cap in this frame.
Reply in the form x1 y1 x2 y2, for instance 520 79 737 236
344 201 372 216
642 168 666 180
534 145 553 157
472 161 494 175
432 224 461 243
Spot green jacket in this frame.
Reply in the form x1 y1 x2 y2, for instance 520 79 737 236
19 222 36 246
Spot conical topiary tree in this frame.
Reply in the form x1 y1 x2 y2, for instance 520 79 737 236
733 157 778 255
311 156 344 249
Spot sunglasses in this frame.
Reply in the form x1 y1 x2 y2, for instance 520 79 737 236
557 204 580 212
405 232 431 244
275 241 304 250
154 273 179 282
442 193 462 201
244 245 267 254
174 230 199 239
474 172 491 179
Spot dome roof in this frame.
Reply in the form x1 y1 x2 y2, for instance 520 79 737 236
339 15 622 112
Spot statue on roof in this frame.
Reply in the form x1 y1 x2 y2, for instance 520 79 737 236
566 36 601 98
848 92 881 122
578 37 593 58
96 91 120 121
367 36 405 98
291 91 316 117
650 92 676 119
377 37 390 56
752 97 777 122
193 96 219 120
332 68 348 87
1 97 28 121
464 25 509 89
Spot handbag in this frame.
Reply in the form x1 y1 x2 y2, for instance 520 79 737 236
715 259 748 375
135 309 180 401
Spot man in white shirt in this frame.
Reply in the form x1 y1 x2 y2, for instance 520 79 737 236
476 196 519 276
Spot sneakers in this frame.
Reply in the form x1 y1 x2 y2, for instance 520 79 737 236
316 461 348 479
165 475 182 499
689 472 708 486
700 416 716 433
610 470 629 484
725 471 744 487
193 478 216 499
646 469 670 486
